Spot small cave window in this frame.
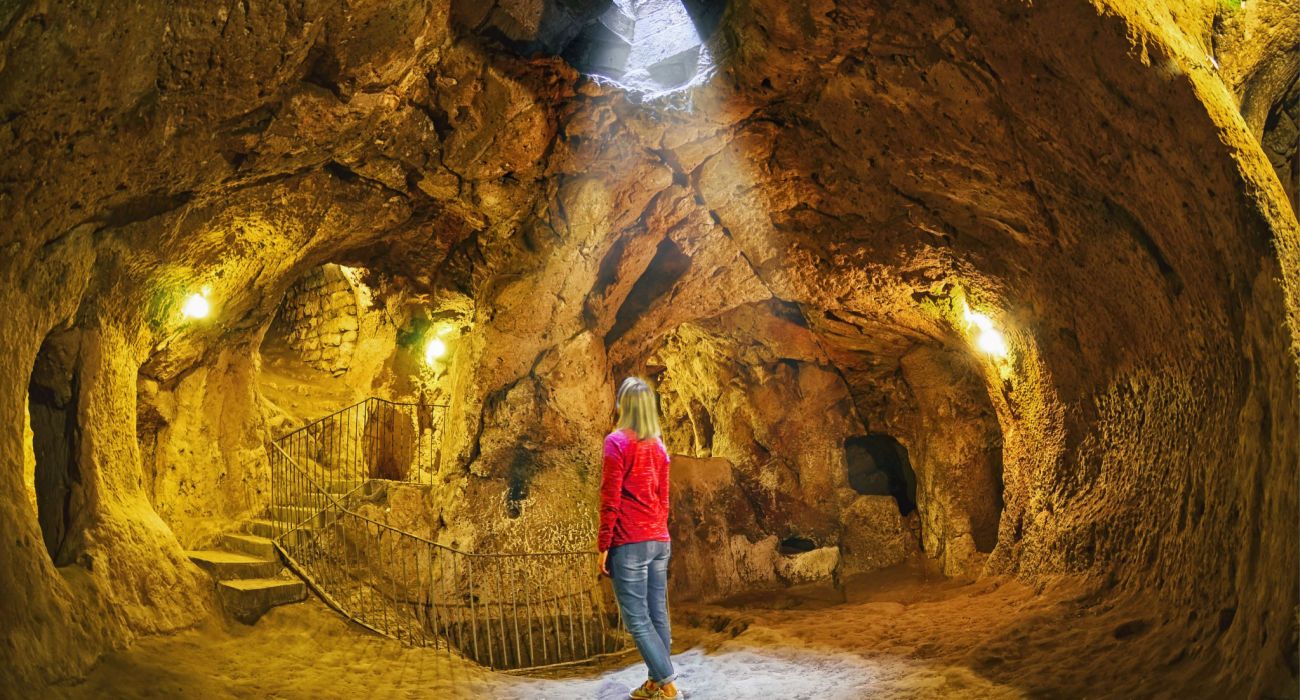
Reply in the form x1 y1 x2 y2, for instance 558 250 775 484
563 0 729 98
27 330 83 566
261 264 365 376
778 535 817 556
845 434 917 516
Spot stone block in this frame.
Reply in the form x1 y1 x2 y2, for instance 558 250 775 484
321 264 346 283
839 495 917 575
775 545 840 585
217 578 306 625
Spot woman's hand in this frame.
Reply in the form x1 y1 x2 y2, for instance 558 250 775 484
598 550 610 576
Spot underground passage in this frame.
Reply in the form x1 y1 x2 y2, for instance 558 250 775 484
844 434 917 516
2 0 1298 698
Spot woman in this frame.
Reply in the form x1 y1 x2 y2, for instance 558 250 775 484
598 377 681 699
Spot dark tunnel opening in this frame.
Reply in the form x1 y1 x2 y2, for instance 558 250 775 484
778 535 818 555
27 330 83 566
845 434 917 516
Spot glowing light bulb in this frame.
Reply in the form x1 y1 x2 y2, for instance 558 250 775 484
181 292 211 319
976 327 1008 357
424 337 448 364
963 307 1009 359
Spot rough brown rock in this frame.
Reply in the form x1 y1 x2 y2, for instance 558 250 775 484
839 495 920 576
0 0 1297 694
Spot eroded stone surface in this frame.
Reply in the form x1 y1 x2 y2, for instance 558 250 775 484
0 0 1297 694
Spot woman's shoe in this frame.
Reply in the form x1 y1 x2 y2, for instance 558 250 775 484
629 679 659 699
656 682 682 699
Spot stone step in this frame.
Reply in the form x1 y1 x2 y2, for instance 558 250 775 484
216 577 308 625
272 481 367 506
275 491 334 508
222 532 277 559
267 504 333 526
186 550 281 581
244 519 314 546
326 479 366 495
245 518 283 538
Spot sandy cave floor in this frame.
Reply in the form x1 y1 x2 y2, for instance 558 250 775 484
44 563 1224 699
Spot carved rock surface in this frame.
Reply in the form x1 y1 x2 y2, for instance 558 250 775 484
0 0 1296 695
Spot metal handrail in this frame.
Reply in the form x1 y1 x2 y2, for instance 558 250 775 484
274 396 450 443
264 398 630 670
270 443 596 559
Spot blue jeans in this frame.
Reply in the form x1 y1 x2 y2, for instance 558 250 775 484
609 540 675 684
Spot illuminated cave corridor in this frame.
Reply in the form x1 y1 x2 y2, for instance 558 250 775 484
3 0 1299 698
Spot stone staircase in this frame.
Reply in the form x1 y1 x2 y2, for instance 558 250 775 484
186 525 308 624
185 479 372 624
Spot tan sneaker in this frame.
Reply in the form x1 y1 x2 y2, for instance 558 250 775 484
656 682 682 699
629 679 659 699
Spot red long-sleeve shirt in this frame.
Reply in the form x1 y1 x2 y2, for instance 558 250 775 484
598 428 671 552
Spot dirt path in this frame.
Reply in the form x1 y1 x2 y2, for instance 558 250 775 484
46 566 1216 699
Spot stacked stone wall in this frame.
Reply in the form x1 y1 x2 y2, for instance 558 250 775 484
276 264 360 375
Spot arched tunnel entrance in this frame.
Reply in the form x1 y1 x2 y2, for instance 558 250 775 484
26 329 82 567
844 434 917 516
254 261 439 425
261 263 364 378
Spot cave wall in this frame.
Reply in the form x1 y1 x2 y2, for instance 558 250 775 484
22 395 38 515
1261 82 1298 213
652 313 864 598
0 0 1296 693
138 341 271 548
1209 0 1300 217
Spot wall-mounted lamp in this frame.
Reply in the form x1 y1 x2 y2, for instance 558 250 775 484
424 324 458 365
181 288 212 320
424 337 448 364
964 306 1008 359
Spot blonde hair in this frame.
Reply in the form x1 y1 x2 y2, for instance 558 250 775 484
616 377 661 440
